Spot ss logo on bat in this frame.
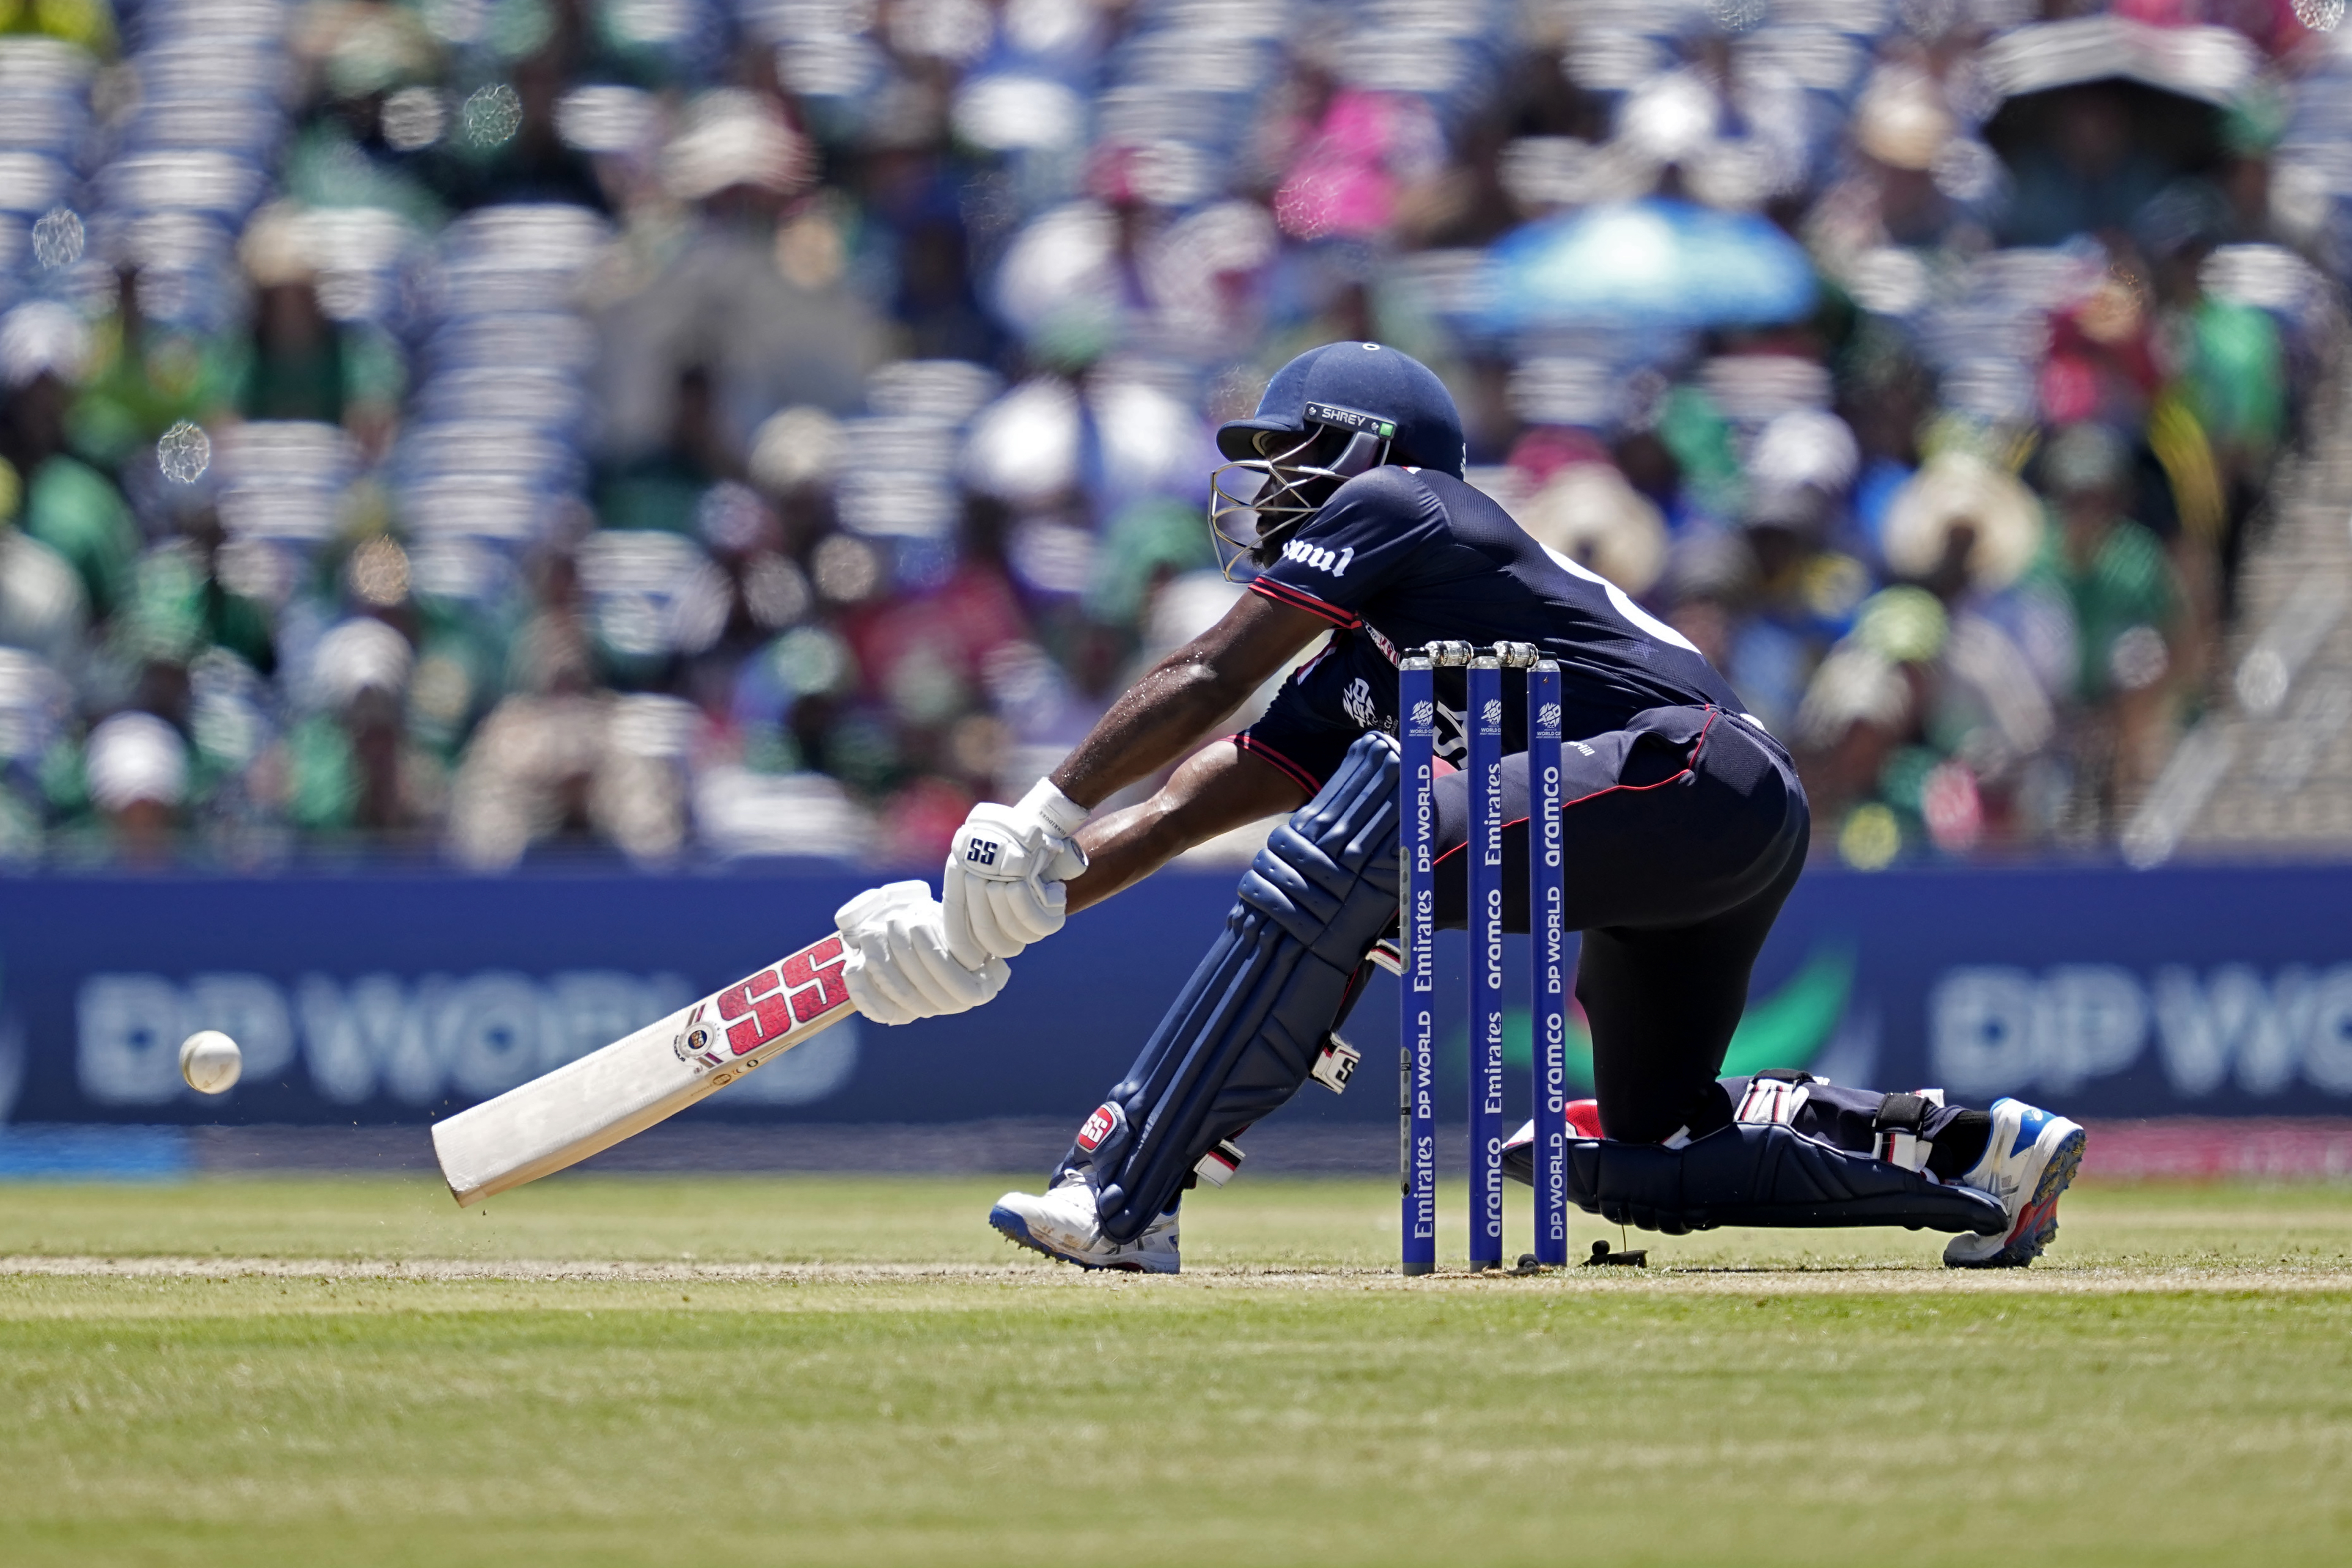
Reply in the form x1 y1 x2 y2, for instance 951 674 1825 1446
709 936 851 1064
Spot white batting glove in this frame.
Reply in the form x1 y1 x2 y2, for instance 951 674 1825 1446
835 881 1011 1027
940 779 1090 968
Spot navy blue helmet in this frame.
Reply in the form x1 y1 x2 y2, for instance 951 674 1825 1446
1210 342 1465 568
1216 341 1465 478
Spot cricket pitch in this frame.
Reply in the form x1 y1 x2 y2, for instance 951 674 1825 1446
4 1175 2349 1566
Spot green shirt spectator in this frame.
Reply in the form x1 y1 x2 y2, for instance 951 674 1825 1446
2029 424 2182 704
2182 297 2285 458
68 307 239 471
2032 510 2178 702
21 453 137 619
112 542 277 676
281 123 449 235
283 713 361 832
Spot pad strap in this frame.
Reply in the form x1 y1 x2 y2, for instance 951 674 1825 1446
1875 1092 1934 1133
1734 1077 1810 1128
1870 1088 1944 1172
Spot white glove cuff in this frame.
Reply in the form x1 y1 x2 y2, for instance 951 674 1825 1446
1018 777 1090 838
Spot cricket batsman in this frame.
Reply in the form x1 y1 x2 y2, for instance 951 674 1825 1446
833 342 2086 1272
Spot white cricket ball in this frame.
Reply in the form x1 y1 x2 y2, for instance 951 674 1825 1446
178 1030 242 1095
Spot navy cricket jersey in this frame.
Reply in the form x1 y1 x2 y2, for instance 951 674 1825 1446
1237 465 1747 792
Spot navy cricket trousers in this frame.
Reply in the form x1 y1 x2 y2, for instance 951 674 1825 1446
1426 704 1810 1145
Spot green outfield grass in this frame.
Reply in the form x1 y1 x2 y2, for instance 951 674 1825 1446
4 1175 2351 1566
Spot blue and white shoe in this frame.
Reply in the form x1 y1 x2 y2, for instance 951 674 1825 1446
990 1172 1181 1274
1942 1098 2087 1269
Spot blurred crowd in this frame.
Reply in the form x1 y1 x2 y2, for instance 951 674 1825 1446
0 0 2348 870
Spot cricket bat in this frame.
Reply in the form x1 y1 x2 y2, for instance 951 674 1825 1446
431 931 855 1206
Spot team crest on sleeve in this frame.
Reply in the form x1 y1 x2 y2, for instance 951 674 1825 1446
1343 677 1380 728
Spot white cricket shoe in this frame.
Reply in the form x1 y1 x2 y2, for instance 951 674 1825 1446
1943 1098 2087 1269
989 1171 1181 1274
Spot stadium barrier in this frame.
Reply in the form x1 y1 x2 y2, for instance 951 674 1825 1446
5 862 2352 1135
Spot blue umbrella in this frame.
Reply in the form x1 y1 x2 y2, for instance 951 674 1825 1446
1475 198 1819 332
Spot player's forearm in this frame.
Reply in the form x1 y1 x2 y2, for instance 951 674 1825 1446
1045 594 1330 811
934 596 1325 964
1049 658 1252 808
1064 797 1198 914
1064 740 1311 915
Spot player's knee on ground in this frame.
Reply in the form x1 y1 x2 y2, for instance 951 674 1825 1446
1561 1076 2004 1237
1567 1121 2006 1236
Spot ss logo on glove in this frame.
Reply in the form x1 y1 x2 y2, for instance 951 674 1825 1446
939 780 1090 968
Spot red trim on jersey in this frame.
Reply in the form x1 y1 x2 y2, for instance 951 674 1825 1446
1248 576 1361 628
1430 709 1718 871
1231 732 1323 795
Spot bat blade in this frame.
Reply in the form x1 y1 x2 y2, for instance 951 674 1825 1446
430 932 856 1206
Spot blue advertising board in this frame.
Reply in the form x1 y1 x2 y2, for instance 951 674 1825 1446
2 863 2350 1131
